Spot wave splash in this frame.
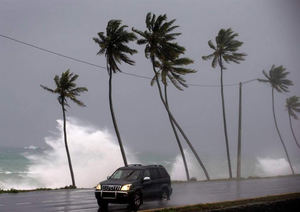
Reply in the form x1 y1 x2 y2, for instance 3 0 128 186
1 119 138 189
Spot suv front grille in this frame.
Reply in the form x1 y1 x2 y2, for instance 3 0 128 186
102 185 121 191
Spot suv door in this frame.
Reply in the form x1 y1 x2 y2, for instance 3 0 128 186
158 167 171 194
141 169 154 199
149 168 162 198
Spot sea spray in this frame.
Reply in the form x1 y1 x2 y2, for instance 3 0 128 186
170 150 205 181
255 157 291 176
0 119 139 189
170 150 229 181
27 119 141 188
171 153 299 180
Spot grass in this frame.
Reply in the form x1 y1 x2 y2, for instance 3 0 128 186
140 193 300 212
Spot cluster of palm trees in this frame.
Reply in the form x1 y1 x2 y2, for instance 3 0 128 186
259 65 300 175
40 12 299 187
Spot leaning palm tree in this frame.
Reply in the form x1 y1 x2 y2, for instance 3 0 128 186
133 12 210 180
41 69 88 187
93 20 137 167
258 65 294 174
286 96 300 149
202 28 246 179
151 57 196 181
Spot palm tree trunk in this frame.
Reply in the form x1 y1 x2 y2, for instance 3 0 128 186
150 57 210 180
61 102 76 187
288 111 300 149
271 88 295 174
164 84 190 181
108 69 128 167
219 57 232 179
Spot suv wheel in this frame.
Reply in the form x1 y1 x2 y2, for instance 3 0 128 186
130 191 142 210
161 189 169 201
97 199 108 209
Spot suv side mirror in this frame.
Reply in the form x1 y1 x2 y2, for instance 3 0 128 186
143 176 151 182
107 176 110 180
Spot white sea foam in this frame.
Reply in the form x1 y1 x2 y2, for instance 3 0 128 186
170 150 206 181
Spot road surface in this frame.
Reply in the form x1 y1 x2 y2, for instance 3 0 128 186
1 175 300 211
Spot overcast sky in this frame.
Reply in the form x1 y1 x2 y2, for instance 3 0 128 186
1 0 300 172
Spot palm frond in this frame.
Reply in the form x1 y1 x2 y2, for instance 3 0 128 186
260 65 293 93
69 96 86 107
286 96 300 120
133 12 184 62
202 53 214 61
203 28 246 69
94 19 137 73
208 40 216 50
40 85 55 93
41 70 87 109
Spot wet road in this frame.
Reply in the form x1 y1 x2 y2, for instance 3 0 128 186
1 175 300 212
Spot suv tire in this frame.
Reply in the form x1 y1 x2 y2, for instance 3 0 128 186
160 189 169 201
129 191 142 210
97 199 108 209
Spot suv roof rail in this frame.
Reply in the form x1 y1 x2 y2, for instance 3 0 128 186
147 164 163 167
128 164 142 167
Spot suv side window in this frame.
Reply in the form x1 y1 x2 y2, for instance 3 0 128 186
150 168 160 179
144 169 150 178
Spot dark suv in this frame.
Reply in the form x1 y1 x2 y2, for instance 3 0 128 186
95 164 172 210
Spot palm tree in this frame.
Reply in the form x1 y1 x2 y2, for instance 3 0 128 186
258 65 294 174
41 69 87 187
151 57 196 181
133 13 210 180
93 20 137 167
286 96 300 149
202 28 246 179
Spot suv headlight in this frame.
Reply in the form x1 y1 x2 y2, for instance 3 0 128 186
121 184 132 191
96 184 101 190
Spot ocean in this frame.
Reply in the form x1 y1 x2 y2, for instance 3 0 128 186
0 146 44 189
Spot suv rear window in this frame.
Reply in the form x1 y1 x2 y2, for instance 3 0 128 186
150 168 160 179
158 167 169 178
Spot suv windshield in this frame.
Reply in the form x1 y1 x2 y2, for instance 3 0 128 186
110 169 141 180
